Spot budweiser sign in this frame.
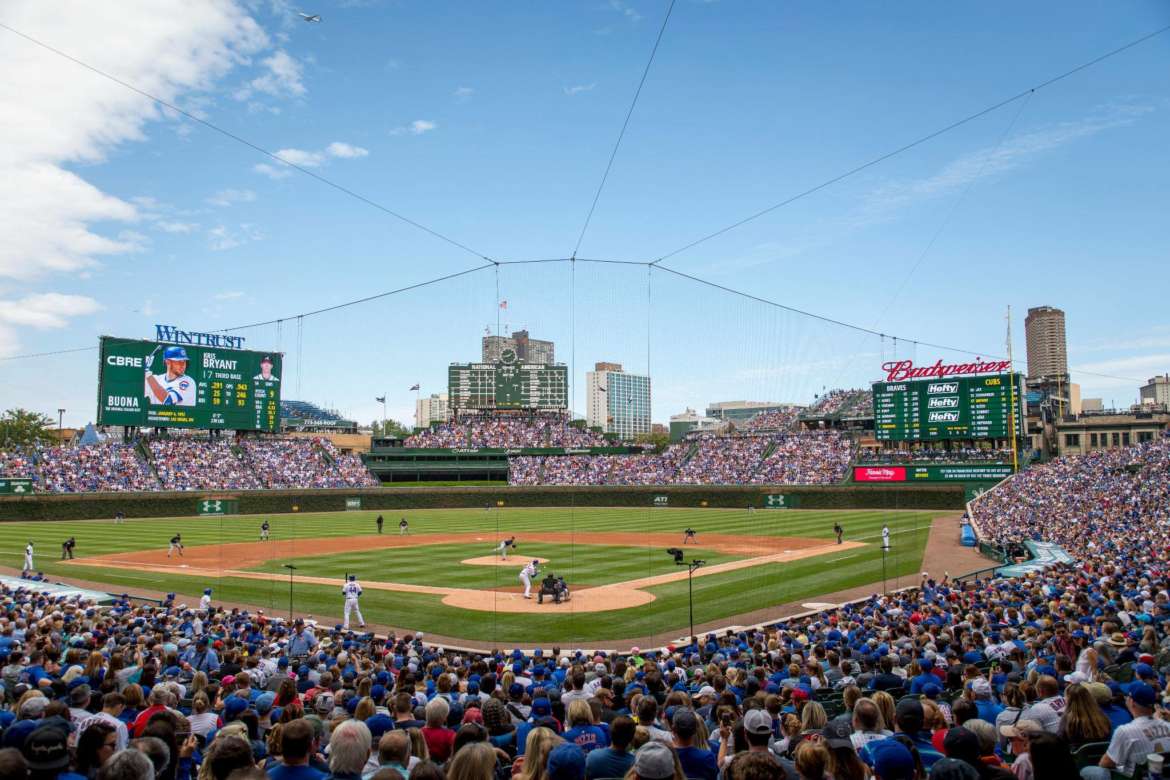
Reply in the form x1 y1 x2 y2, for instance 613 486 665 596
882 358 1011 382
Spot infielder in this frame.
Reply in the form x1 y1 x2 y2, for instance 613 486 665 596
881 524 890 551
342 575 365 629
519 560 539 599
833 522 844 545
496 536 517 560
168 533 184 558
144 346 196 407
61 537 76 560
399 517 409 535
260 520 270 541
22 541 33 574
200 588 213 611
683 527 698 544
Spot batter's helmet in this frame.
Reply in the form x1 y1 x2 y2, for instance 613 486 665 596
163 346 189 361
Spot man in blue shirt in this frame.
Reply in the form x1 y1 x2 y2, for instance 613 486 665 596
670 710 717 780
268 719 325 780
586 716 635 780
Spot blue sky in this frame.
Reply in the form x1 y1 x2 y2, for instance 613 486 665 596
1 1 1168 427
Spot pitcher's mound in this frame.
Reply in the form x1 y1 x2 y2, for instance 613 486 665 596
461 556 549 567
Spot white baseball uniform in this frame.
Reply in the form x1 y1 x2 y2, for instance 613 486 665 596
881 526 890 550
146 372 197 407
200 593 212 611
519 562 537 599
343 580 365 629
23 543 33 572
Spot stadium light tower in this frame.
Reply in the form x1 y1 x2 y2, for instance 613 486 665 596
667 548 704 641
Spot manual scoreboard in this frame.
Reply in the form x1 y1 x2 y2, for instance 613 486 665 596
873 372 1024 441
97 336 281 431
448 347 568 410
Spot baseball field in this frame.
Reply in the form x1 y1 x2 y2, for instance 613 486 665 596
0 507 960 647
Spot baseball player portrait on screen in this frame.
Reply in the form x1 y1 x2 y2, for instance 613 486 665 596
144 346 197 407
253 355 279 382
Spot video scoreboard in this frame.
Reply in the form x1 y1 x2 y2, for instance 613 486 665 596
97 336 281 431
873 372 1024 441
448 347 568 410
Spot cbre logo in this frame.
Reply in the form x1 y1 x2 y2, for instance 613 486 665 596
928 411 961 422
927 382 959 394
928 396 960 409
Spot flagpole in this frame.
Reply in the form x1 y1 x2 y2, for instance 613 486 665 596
381 396 387 434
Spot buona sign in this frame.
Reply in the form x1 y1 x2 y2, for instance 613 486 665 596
881 358 1012 382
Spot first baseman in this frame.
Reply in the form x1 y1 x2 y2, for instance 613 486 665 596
22 541 33 573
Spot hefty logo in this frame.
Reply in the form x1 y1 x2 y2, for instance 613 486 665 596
926 382 959 394
928 411 961 422
927 396 960 409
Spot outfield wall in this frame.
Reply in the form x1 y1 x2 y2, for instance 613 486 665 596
0 484 965 521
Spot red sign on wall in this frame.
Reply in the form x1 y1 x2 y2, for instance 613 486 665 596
853 466 907 482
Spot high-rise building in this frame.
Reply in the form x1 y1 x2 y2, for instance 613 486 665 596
482 330 555 365
586 362 651 440
1024 306 1068 380
415 393 450 429
1141 375 1170 407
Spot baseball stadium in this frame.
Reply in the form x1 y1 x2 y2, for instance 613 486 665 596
2 4 1169 780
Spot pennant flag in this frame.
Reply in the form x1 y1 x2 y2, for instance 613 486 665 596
375 396 385 403
409 383 420 391
499 299 508 309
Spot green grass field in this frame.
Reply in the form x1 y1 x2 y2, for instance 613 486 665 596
0 507 941 645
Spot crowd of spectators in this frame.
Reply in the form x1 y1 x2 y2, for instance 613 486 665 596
0 439 375 494
509 432 851 487
739 409 800 432
856 448 1015 465
800 390 873 419
240 439 377 490
26 444 159 493
405 415 608 450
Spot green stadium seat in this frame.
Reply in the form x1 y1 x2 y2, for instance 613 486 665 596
1072 741 1108 769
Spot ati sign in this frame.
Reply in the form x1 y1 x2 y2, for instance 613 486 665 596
345 497 362 510
0 479 33 495
197 498 239 515
653 495 669 507
763 494 800 509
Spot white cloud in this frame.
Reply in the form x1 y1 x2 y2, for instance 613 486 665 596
0 0 268 290
563 83 596 96
453 86 475 100
155 220 199 233
608 0 642 22
214 290 245 300
232 49 305 101
206 188 257 207
859 102 1155 225
208 223 264 251
391 120 437 136
253 142 369 177
325 141 369 159
0 293 103 329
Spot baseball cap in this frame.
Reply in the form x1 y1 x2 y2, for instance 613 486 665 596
998 720 1044 739
546 743 586 780
531 697 552 716
366 714 395 739
314 692 335 714
821 720 852 749
632 742 675 780
868 739 915 779
969 678 992 698
895 697 924 727
1128 681 1157 708
22 727 70 771
743 709 772 735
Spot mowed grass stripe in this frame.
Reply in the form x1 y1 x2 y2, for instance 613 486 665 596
0 508 942 644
